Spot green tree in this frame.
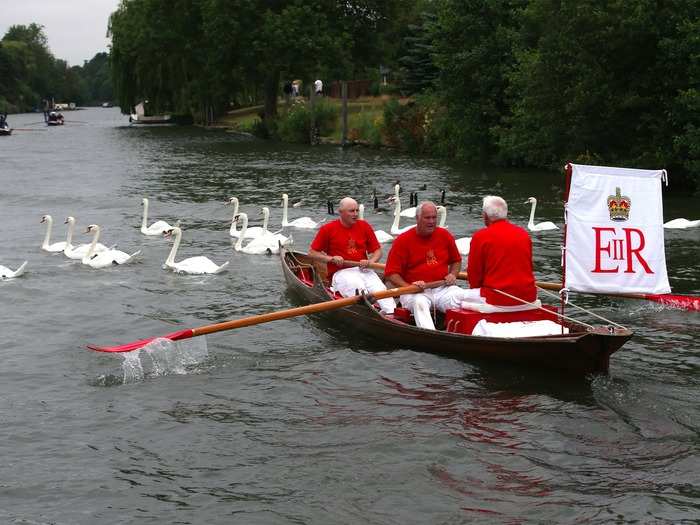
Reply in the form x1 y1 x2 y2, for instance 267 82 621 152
497 0 700 185
430 0 523 162
80 52 113 104
108 0 411 124
397 11 439 95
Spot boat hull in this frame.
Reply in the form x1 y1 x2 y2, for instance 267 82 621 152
129 114 173 125
281 249 632 375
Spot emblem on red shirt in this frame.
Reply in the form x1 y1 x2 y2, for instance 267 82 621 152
425 249 438 266
607 187 631 221
347 237 359 255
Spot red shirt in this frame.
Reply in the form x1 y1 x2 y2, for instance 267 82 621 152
385 227 461 283
310 219 380 278
467 219 537 306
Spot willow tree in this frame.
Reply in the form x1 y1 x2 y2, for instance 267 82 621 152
109 0 409 122
109 0 209 116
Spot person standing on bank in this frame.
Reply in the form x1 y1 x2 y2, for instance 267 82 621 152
384 201 470 330
314 79 323 96
309 197 395 314
464 195 537 306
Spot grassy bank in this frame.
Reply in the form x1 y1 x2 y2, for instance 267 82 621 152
215 96 398 145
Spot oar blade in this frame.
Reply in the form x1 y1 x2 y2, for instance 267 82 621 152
87 329 194 353
644 293 700 311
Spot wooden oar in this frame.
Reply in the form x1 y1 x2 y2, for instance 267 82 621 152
87 281 444 353
12 128 47 132
331 259 700 311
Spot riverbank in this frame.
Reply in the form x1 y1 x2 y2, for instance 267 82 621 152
214 95 405 146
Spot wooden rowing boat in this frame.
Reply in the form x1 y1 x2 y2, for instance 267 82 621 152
280 248 633 375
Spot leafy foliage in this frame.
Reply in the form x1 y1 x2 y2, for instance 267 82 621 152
397 11 439 95
275 98 339 143
0 24 113 112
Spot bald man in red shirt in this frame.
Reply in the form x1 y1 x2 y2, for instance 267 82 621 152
385 201 472 330
465 195 537 306
309 197 395 314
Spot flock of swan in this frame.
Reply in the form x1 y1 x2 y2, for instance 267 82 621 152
0 194 306 279
1 186 696 281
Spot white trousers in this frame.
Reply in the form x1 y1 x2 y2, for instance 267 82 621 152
399 285 474 330
459 287 484 304
331 267 395 314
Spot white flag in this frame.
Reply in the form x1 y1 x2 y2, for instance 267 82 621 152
564 163 671 294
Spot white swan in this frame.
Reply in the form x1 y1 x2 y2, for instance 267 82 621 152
390 197 415 235
141 197 176 235
228 200 273 239
437 205 448 228
226 197 243 237
455 236 472 256
663 218 700 229
0 261 27 279
63 217 110 259
395 184 417 218
281 193 323 228
359 204 394 243
163 226 229 274
82 225 141 268
40 215 68 252
235 213 292 255
525 197 559 231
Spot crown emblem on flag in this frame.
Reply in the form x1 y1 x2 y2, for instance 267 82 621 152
607 187 631 221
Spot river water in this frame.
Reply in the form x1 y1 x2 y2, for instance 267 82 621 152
1 108 698 524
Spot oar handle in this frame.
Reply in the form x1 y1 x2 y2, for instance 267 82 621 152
191 281 444 337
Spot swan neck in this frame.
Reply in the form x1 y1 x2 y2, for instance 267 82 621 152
141 200 149 230
262 209 269 232
42 217 53 247
391 201 401 230
229 200 240 235
235 215 248 250
282 196 288 225
65 219 75 246
84 228 100 260
166 229 181 265
528 200 536 226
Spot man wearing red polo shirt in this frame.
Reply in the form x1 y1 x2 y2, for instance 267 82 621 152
465 195 537 306
309 197 395 314
385 201 470 330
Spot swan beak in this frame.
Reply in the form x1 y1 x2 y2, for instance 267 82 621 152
64 219 69 224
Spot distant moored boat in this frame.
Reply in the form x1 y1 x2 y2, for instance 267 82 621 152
129 101 172 125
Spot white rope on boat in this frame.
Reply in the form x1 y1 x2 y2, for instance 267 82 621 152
536 286 627 329
489 287 596 331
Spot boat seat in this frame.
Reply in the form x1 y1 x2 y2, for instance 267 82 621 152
390 307 413 323
444 305 559 335
460 299 542 313
472 319 569 338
